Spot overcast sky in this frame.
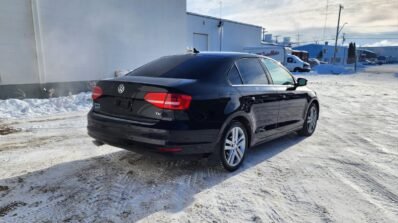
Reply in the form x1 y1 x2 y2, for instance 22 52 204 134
187 0 398 47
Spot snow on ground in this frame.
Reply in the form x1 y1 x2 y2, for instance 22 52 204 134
0 92 91 119
313 64 357 74
0 65 397 222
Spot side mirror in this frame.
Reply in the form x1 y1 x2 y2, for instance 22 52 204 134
296 78 307 87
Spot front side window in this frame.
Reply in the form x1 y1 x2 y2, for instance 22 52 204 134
261 58 295 85
236 59 269 85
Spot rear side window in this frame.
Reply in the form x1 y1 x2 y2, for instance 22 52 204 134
228 66 243 85
236 59 269 85
261 58 295 85
127 55 228 79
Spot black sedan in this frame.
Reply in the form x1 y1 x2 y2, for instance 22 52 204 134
87 52 319 171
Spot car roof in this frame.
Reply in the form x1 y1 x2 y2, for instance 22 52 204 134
175 52 261 60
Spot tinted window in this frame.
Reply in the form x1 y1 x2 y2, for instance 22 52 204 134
236 59 269 85
228 66 243 85
128 55 228 79
261 58 295 85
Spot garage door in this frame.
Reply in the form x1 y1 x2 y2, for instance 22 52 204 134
193 33 208 51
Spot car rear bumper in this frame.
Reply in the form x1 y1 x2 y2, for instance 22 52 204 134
87 111 220 155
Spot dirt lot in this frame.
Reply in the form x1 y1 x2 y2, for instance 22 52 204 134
0 65 397 222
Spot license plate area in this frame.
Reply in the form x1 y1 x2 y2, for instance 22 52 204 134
115 98 134 111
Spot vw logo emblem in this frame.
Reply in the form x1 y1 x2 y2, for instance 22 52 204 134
117 84 125 94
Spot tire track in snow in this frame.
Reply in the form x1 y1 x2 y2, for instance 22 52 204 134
327 165 398 222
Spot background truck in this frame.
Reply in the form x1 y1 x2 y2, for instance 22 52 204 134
292 50 309 62
244 45 310 72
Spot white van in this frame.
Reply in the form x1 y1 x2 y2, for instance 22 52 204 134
244 45 310 72
286 55 311 72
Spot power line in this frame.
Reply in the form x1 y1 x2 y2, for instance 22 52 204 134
322 0 329 41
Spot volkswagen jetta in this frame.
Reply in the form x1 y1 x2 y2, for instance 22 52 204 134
87 52 319 171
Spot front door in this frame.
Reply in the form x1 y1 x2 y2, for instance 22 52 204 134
260 58 307 133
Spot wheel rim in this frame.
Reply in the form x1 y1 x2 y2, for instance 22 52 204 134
224 127 246 167
306 106 318 133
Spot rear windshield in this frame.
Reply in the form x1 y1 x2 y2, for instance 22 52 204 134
127 55 229 79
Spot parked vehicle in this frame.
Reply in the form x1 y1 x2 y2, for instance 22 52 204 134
244 45 310 72
320 60 328 64
87 52 319 171
362 59 376 65
286 55 311 72
292 50 309 62
308 58 321 68
377 56 387 65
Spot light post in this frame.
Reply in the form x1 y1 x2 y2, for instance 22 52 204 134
333 4 344 64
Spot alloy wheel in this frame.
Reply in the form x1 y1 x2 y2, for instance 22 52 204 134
224 127 246 167
306 106 318 133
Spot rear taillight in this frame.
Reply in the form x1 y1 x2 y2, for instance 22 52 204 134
92 86 103 101
144 93 192 110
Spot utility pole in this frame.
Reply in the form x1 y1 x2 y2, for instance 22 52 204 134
274 35 280 44
262 28 267 41
297 33 301 46
333 4 343 64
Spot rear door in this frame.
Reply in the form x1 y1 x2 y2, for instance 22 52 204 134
260 58 308 133
233 58 280 141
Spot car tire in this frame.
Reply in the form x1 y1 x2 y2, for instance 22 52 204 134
219 121 248 172
293 68 300 72
298 103 318 136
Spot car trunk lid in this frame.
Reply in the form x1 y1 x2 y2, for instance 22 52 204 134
93 76 195 123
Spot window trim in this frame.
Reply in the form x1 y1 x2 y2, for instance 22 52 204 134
226 64 244 86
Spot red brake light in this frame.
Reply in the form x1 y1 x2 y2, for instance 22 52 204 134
92 86 103 101
144 93 192 110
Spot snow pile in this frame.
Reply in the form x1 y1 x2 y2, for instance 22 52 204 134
0 92 92 119
314 64 356 75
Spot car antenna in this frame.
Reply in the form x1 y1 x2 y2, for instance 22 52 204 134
193 48 200 54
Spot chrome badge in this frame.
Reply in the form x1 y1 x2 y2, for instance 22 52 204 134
117 84 125 94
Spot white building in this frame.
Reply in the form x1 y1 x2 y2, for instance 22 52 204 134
0 1 263 98
0 0 187 98
187 12 262 52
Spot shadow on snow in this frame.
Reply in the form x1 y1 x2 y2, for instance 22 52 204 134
0 133 306 222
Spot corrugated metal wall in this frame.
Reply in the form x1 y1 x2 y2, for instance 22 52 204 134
0 0 187 86
0 0 40 85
